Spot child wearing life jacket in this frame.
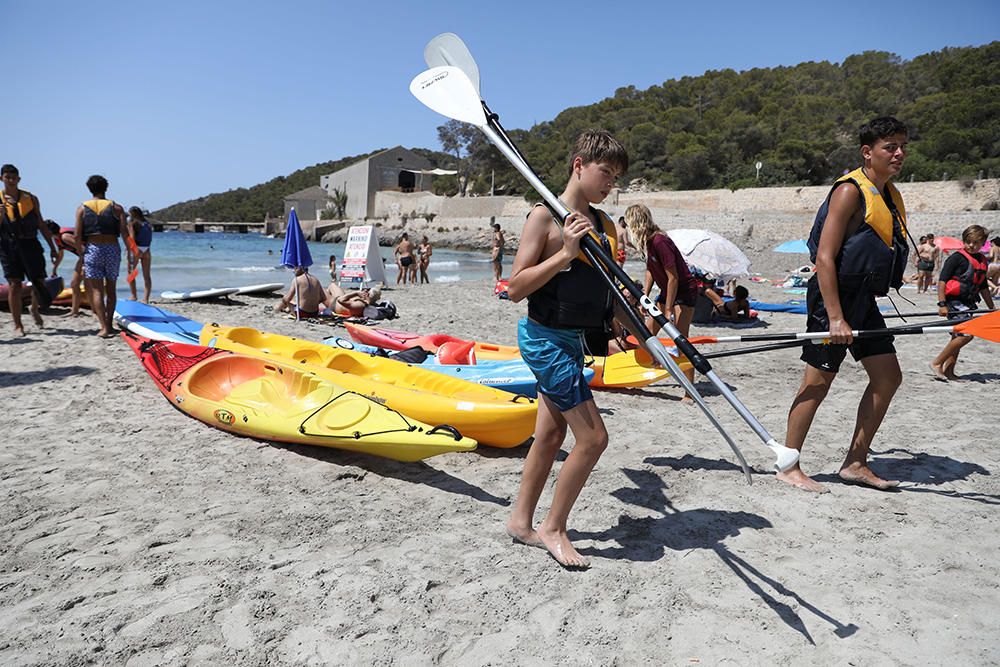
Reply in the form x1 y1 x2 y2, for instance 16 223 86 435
930 225 995 381
505 129 627 569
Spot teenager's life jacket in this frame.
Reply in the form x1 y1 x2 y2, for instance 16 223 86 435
807 167 908 296
527 205 618 331
944 249 988 302
1 190 43 240
81 199 121 238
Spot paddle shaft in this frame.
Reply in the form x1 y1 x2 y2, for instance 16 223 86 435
697 317 981 361
882 308 995 319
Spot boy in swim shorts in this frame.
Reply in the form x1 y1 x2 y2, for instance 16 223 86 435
504 129 627 569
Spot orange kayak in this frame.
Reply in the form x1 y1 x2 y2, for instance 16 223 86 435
345 323 520 361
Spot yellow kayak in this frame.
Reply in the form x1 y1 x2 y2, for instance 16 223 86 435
123 333 476 462
200 325 538 448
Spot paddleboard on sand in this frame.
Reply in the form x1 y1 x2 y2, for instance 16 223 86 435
160 287 239 301
114 301 203 344
231 283 284 296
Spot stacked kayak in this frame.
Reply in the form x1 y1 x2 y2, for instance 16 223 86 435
345 323 520 360
344 323 674 389
201 324 538 448
114 301 203 344
322 335 593 397
122 333 476 461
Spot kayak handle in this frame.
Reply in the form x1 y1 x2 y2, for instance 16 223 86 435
427 424 463 441
510 394 534 404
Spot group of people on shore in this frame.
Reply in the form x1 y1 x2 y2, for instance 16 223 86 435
392 233 433 285
1 165 154 337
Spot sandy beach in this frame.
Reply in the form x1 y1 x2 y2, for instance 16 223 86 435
2 248 998 665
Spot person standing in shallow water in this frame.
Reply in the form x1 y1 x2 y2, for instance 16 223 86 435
491 223 505 281
417 235 432 284
127 207 154 303
780 117 910 493
394 233 414 285
74 175 135 338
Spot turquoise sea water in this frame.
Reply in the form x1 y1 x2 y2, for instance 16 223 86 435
51 230 512 296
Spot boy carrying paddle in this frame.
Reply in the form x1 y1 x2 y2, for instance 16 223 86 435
505 130 626 568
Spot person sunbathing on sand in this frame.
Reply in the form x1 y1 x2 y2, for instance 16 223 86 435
326 283 380 317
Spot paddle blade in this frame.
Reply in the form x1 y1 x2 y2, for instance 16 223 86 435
954 310 1000 342
127 267 139 283
409 66 486 127
424 33 481 93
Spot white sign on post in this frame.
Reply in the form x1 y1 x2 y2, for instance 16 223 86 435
339 225 387 288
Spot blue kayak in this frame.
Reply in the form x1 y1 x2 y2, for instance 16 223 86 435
749 299 807 314
113 301 203 344
321 336 590 397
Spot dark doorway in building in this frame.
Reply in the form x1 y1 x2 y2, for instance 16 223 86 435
398 170 416 193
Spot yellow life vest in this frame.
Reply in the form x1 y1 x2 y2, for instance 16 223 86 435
1 190 42 239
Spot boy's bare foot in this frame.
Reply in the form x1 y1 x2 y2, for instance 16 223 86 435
839 464 898 490
776 466 829 493
505 522 543 548
32 311 44 328
14 325 26 337
537 523 590 569
929 362 949 382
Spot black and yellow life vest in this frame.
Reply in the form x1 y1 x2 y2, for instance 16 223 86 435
807 167 908 296
527 205 619 331
1 190 43 240
81 199 120 238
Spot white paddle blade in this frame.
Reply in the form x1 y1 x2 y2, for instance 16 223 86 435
423 33 481 93
409 66 487 127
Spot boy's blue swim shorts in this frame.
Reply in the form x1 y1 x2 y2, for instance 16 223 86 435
518 317 593 412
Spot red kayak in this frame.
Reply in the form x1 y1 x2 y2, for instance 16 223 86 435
344 323 520 361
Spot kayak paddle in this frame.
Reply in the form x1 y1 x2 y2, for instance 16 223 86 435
412 36 800 479
665 310 1000 362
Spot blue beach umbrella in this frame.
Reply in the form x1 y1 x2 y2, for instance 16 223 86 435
280 208 313 320
773 239 810 254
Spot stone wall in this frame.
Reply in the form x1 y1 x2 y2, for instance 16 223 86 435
363 180 1000 251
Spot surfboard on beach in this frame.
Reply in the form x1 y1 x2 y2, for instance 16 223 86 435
160 287 239 301
231 283 284 296
113 301 203 344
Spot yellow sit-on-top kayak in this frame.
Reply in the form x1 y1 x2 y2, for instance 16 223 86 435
200 325 537 448
123 333 476 462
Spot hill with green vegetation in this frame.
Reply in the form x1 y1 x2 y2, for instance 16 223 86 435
156 42 999 220
455 41 1000 196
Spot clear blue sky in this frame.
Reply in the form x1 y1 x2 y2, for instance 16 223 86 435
10 0 998 222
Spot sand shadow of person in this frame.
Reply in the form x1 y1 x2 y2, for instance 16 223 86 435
848 447 997 505
0 364 97 388
571 468 858 643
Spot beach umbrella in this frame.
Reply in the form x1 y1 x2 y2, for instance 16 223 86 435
667 228 752 281
773 239 810 254
934 236 964 252
281 208 313 321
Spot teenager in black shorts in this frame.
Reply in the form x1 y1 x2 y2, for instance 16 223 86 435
780 117 910 493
